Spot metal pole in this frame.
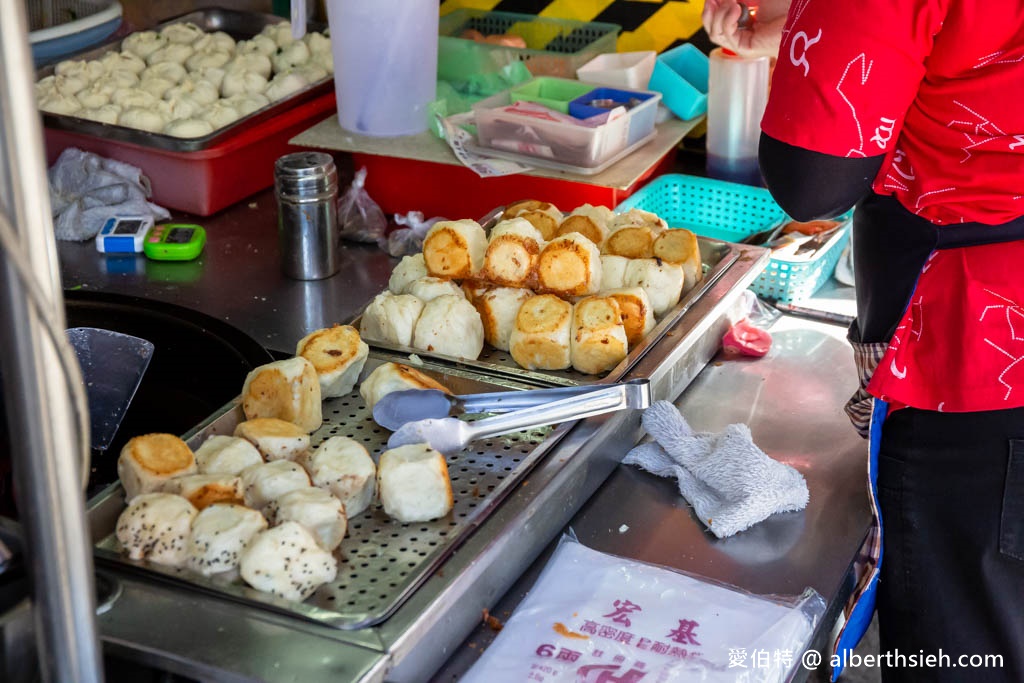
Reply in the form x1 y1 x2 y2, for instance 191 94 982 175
0 3 104 682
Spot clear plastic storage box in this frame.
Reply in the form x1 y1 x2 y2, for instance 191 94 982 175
472 78 661 169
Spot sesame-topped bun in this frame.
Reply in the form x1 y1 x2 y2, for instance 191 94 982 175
187 503 267 576
117 433 197 501
239 521 337 601
115 492 197 566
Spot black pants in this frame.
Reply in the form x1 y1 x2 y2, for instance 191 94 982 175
876 407 1024 682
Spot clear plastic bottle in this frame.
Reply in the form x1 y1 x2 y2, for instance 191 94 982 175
705 47 770 186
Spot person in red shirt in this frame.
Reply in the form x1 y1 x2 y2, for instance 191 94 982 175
719 0 1024 680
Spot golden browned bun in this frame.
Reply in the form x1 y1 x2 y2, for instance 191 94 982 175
422 219 487 279
241 357 322 433
570 296 628 375
536 233 602 298
480 218 545 288
473 286 534 351
603 225 661 259
359 362 451 410
167 474 244 510
556 214 607 246
117 433 198 501
508 294 573 370
652 228 703 293
234 418 310 461
602 287 656 348
296 324 369 398
503 200 563 241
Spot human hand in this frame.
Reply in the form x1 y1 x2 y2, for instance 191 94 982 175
702 0 785 59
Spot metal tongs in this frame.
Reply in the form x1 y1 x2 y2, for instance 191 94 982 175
384 379 652 454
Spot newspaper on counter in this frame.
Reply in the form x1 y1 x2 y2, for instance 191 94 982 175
463 536 825 683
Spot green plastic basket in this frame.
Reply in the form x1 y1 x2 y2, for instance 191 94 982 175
439 9 620 79
617 174 851 303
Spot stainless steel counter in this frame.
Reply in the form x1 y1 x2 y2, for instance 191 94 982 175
54 190 870 682
434 315 869 681
58 189 395 355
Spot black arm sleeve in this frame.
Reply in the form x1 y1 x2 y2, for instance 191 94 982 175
758 133 885 220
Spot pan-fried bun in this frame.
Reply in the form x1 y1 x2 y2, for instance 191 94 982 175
473 286 534 351
504 200 562 241
624 258 685 317
422 219 487 279
537 233 602 298
509 294 573 370
480 218 544 288
603 225 661 259
556 204 613 246
652 228 702 293
296 324 369 398
570 296 628 375
359 362 450 410
600 255 630 290
240 357 322 433
117 433 197 501
602 287 656 347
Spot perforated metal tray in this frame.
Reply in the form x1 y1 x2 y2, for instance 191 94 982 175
89 354 567 629
352 236 740 387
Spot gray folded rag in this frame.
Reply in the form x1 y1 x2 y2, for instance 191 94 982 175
48 148 169 242
624 401 809 538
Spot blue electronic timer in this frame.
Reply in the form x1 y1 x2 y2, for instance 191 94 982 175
94 216 154 254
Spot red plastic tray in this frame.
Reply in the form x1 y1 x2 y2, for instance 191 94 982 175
44 93 337 216
351 147 677 219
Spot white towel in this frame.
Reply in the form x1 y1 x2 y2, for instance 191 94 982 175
624 401 809 538
48 148 169 242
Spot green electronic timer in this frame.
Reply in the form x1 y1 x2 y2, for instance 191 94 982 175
143 223 206 261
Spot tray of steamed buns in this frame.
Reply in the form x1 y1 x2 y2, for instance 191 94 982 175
92 326 571 630
35 8 334 152
356 200 740 387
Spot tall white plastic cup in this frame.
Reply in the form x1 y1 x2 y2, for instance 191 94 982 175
328 0 438 137
705 48 770 186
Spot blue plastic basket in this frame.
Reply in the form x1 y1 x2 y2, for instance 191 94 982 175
616 174 851 303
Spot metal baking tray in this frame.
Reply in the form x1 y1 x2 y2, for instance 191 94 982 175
37 8 333 153
89 354 570 630
352 236 741 387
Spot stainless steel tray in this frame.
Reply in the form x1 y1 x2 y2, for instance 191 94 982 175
89 354 570 630
352 236 741 387
38 8 333 153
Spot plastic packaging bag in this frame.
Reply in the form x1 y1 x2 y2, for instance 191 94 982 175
463 535 826 683
721 291 778 357
379 211 445 258
337 167 386 244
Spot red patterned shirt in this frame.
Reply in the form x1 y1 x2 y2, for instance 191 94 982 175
761 0 1024 412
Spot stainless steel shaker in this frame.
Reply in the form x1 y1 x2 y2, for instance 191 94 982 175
275 151 340 280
